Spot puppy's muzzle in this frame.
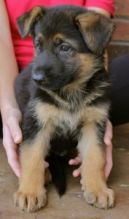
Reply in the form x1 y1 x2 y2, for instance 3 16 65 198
32 51 54 84
32 67 45 84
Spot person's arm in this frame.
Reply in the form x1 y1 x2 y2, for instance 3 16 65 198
0 0 22 177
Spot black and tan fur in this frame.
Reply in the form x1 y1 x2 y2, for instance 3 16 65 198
14 5 114 212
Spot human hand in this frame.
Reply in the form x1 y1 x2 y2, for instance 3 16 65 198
69 120 113 180
104 120 113 179
2 107 22 177
2 106 49 178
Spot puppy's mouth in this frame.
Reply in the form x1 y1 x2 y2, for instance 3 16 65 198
32 73 50 92
31 67 77 91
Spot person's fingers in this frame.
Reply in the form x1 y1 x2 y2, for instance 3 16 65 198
105 141 113 179
3 125 21 177
69 156 81 165
44 161 49 168
104 120 113 145
68 156 81 177
103 120 113 179
8 153 21 178
72 167 81 177
69 155 81 178
7 117 22 144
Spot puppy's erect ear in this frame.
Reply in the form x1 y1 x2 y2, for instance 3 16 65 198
17 6 46 38
76 12 114 55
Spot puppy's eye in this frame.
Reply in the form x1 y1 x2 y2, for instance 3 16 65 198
60 44 72 52
35 37 43 53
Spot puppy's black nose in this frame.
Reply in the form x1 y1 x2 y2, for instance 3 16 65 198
32 69 44 83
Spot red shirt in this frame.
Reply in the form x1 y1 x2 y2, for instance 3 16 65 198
5 0 114 70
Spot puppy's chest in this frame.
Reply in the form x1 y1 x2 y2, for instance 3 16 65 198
35 101 84 137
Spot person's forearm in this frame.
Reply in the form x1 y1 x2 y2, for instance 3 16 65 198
0 1 19 111
0 40 19 111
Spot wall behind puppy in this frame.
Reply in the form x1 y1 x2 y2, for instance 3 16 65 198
108 0 129 59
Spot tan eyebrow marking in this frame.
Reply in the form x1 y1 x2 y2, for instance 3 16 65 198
53 33 79 50
37 32 44 40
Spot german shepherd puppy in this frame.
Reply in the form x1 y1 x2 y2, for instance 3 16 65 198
14 5 114 212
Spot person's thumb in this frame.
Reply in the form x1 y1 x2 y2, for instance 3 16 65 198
7 117 22 144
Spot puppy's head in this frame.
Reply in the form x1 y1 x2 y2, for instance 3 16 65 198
17 6 114 91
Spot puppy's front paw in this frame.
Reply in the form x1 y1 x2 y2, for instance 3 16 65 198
14 188 47 212
83 187 114 209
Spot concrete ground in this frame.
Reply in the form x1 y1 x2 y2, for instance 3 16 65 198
0 124 129 219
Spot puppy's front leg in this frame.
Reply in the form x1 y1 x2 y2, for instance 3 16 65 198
78 122 114 209
14 119 53 212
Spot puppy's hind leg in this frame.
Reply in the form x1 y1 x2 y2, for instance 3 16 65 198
78 121 114 209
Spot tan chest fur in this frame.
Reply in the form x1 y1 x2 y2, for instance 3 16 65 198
34 100 109 135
